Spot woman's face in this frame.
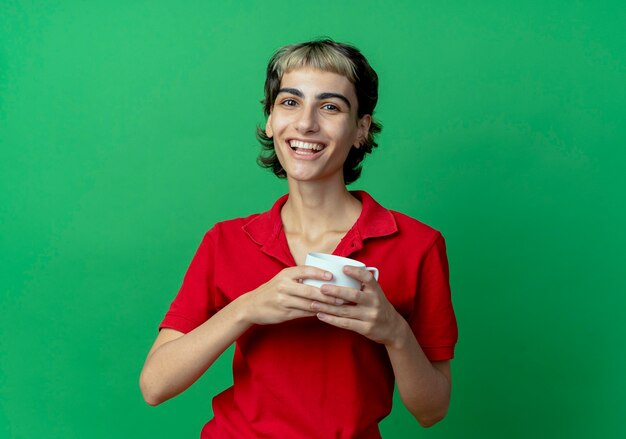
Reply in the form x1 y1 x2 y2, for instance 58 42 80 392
265 67 371 184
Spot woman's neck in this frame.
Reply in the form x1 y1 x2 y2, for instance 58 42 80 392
281 179 362 241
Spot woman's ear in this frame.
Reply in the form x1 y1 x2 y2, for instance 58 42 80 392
354 114 371 148
265 114 273 138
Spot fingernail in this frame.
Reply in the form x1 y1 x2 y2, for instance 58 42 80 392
335 298 344 305
310 301 320 310
324 271 333 280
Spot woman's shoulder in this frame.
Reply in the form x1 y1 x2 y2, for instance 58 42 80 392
357 190 443 248
197 195 286 246
204 212 263 237
388 209 444 249
390 209 439 234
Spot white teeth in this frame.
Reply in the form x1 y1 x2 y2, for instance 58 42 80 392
289 140 324 151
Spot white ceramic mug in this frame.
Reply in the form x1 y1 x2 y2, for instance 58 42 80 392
302 252 379 289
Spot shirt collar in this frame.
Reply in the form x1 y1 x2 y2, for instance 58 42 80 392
242 191 398 265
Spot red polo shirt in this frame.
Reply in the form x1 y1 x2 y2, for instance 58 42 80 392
160 191 458 438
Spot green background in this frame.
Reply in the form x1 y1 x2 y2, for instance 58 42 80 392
1 1 624 437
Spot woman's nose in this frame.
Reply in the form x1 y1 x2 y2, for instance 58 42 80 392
295 106 319 133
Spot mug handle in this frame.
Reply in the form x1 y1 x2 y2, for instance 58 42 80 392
366 267 379 281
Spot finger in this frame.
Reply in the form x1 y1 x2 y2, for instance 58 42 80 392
316 312 367 334
319 284 362 305
292 283 339 305
310 301 359 318
283 296 320 314
291 265 333 282
284 309 317 320
343 265 377 286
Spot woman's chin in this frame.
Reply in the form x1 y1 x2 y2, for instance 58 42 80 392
286 170 344 186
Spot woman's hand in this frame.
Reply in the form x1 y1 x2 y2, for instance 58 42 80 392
241 266 339 325
310 265 404 346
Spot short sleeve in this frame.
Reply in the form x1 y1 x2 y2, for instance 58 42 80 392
410 233 458 361
159 231 217 333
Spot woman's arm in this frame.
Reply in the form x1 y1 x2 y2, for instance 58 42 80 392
310 265 452 427
139 296 250 406
139 266 335 406
384 319 452 427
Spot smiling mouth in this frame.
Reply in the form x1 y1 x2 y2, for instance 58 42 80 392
289 139 326 155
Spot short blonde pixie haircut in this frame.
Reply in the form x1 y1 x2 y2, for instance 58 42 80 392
257 38 382 185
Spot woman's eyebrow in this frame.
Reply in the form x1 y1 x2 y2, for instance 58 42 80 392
277 88 351 109
317 92 351 109
278 87 304 97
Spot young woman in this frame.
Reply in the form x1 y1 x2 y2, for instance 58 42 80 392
140 39 458 438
